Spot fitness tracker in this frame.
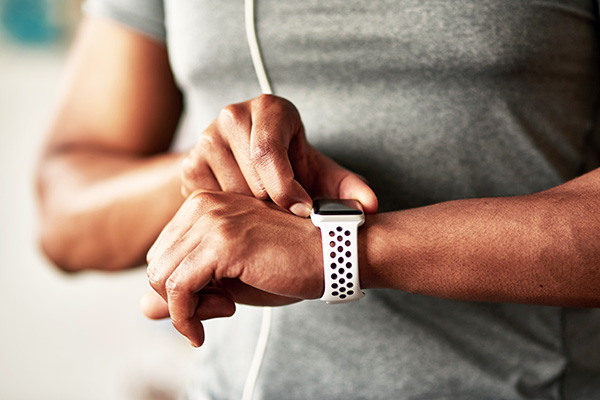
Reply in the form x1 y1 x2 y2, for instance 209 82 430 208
310 199 365 304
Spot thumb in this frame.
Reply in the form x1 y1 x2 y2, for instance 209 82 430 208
314 153 378 214
336 173 378 214
140 290 170 320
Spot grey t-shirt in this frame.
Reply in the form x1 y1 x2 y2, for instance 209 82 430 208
84 1 600 399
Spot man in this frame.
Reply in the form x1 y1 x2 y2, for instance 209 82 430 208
38 1 600 398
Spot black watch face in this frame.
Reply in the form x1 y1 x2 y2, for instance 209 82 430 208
313 199 363 215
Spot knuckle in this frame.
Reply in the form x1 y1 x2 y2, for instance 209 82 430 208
254 189 270 201
248 179 269 200
197 129 220 152
182 139 213 178
253 93 298 116
182 141 213 180
189 190 220 206
180 180 199 201
187 192 228 220
252 93 277 110
165 275 184 297
219 102 246 125
147 264 164 289
180 155 198 179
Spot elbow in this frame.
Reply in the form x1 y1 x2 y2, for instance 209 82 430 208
38 225 85 273
37 195 146 272
37 208 102 273
38 216 139 273
38 211 143 273
36 161 86 273
35 158 124 273
35 154 147 272
36 198 133 272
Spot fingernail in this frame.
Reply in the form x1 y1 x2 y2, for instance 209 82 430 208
289 202 312 218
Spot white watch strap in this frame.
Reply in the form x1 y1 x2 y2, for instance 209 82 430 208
317 222 364 304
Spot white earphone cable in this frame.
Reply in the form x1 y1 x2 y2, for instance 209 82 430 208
241 305 272 400
242 1 273 399
245 0 273 95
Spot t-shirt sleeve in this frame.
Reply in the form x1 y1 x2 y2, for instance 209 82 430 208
82 0 165 41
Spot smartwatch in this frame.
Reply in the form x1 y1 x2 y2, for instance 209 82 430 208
310 199 365 304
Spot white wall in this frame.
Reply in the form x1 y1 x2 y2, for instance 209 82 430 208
0 38 194 400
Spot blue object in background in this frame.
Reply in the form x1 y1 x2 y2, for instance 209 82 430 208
0 0 60 44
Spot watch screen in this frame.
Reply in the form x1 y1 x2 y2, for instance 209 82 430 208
313 199 363 215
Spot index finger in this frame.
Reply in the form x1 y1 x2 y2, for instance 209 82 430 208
166 254 235 347
249 96 313 216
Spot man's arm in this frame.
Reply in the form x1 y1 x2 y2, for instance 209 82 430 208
361 168 600 307
36 17 184 272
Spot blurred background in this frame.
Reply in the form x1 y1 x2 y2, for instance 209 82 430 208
0 1 194 398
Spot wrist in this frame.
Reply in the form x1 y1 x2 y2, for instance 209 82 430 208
358 212 394 290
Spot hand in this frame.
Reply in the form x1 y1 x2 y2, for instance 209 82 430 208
142 95 378 323
181 94 378 217
140 279 301 321
145 191 323 346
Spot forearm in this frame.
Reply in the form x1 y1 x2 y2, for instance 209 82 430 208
360 170 600 307
37 149 186 272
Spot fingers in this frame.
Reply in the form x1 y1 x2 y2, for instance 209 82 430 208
181 125 252 197
147 193 214 302
146 200 199 288
168 284 236 347
180 156 220 198
141 287 236 347
162 249 235 347
183 95 312 216
218 95 313 216
147 192 238 347
217 278 301 306
248 97 313 216
183 94 377 217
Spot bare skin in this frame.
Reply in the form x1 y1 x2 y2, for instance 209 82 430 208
146 171 600 347
179 93 379 215
38 17 600 349
37 17 375 314
36 18 184 271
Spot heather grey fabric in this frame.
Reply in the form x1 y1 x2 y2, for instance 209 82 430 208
84 1 600 399
83 0 165 40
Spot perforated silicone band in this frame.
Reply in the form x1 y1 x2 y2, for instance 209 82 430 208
316 221 364 303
